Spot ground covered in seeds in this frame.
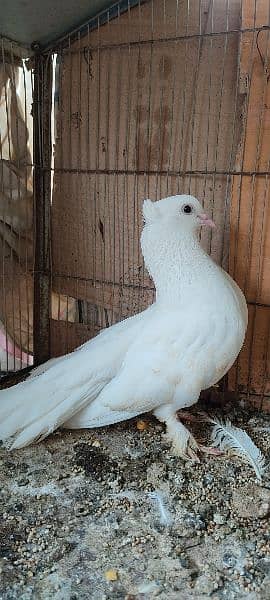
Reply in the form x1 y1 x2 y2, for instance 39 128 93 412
1 403 270 600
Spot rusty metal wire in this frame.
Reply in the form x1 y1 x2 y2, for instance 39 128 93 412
44 0 270 410
0 38 33 374
1 0 270 410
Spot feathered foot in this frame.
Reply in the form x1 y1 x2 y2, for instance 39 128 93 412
176 410 224 457
154 407 224 461
167 429 223 461
167 421 200 461
154 407 201 461
177 434 201 462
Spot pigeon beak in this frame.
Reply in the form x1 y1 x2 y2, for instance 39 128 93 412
198 213 216 228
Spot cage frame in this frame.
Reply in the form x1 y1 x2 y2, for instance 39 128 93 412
0 0 270 408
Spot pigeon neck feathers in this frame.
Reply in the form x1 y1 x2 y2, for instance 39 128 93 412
141 196 218 305
141 210 216 306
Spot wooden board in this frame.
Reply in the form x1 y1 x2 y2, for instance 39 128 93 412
51 0 242 351
229 0 270 401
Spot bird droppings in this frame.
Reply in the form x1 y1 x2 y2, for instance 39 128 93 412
1 405 270 599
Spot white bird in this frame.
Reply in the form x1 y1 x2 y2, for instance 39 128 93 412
0 195 248 457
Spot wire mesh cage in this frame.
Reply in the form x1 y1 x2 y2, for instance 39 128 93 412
0 0 269 410
0 40 33 373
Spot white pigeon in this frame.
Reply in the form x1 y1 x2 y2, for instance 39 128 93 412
0 195 248 457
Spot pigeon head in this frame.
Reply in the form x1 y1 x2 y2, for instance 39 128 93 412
141 195 216 301
142 195 215 232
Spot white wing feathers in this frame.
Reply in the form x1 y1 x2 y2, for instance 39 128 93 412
0 310 147 449
0 305 202 447
65 311 212 430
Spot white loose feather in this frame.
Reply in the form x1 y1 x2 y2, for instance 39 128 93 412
209 416 266 481
137 583 161 594
148 490 173 526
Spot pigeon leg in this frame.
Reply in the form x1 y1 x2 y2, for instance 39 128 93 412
166 416 200 461
177 411 224 456
153 406 200 461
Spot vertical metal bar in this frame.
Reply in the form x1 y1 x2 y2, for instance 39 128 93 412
103 26 111 329
0 40 9 372
211 0 229 400
201 2 214 248
115 2 125 321
232 16 257 396
76 30 82 331
166 0 179 195
221 35 242 267
56 48 63 322
187 0 202 196
33 49 52 364
140 0 154 306
85 25 93 329
145 0 154 197
133 22 143 312
64 36 73 351
22 58 31 365
0 40 10 371
154 0 167 199
177 0 190 193
209 0 229 260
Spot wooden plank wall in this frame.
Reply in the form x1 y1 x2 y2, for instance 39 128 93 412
51 0 242 356
50 0 270 409
229 0 270 407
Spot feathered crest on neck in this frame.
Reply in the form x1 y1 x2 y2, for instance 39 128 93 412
142 199 160 224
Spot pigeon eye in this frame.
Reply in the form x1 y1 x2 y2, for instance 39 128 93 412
182 204 193 214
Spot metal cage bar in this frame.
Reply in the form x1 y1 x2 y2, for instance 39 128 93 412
33 49 52 365
0 37 34 379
